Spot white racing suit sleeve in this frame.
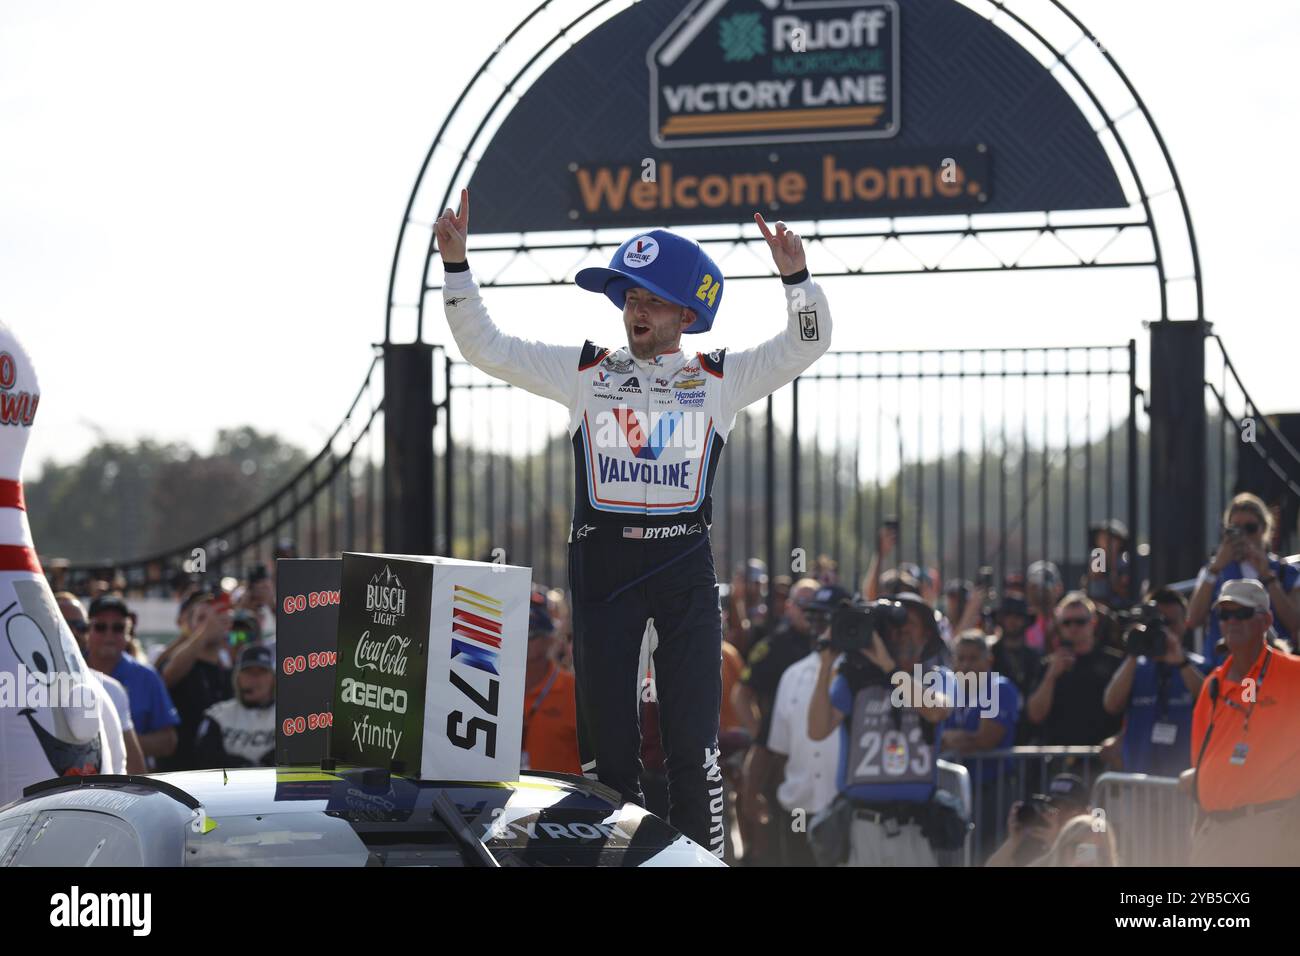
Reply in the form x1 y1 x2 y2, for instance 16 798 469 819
442 269 583 409
722 275 832 420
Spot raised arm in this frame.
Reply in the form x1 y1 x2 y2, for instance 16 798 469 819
436 189 581 408
721 215 833 419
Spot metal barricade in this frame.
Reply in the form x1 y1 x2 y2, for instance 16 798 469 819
940 746 1105 866
1091 772 1195 867
935 759 973 867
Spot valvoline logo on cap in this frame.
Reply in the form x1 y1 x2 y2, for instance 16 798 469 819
575 228 724 334
624 237 659 268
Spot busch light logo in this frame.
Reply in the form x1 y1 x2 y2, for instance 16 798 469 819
366 566 407 625
623 237 659 268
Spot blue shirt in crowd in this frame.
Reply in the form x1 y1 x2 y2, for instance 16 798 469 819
111 655 181 735
1122 653 1206 777
939 672 1020 785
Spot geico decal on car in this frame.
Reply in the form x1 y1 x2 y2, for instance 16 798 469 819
340 677 409 713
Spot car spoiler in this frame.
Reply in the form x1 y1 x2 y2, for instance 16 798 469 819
22 774 203 811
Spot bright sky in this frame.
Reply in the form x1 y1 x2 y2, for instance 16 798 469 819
3 0 1297 482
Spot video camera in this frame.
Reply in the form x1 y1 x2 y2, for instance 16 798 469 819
1118 601 1166 658
828 598 908 654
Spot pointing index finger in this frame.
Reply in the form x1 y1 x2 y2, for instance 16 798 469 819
456 188 470 230
753 212 775 243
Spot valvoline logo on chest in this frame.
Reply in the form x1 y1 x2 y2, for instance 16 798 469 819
616 407 681 460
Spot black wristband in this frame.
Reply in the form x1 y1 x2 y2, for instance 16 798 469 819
781 267 810 285
444 259 470 273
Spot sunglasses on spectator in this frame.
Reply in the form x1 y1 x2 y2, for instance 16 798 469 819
1058 617 1091 628
1229 522 1260 535
90 621 126 634
1217 607 1257 621
68 621 88 634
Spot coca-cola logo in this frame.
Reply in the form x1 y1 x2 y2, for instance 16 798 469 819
353 631 410 676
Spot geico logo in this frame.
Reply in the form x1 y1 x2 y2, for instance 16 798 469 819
340 677 408 713
773 10 887 51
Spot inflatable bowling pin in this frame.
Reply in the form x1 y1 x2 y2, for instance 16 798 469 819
0 321 108 806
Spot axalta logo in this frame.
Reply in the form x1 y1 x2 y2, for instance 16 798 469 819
623 237 659 267
617 376 642 394
366 566 407 623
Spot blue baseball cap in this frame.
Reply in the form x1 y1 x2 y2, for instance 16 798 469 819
575 229 724 334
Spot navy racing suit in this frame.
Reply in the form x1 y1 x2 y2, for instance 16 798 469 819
443 261 832 856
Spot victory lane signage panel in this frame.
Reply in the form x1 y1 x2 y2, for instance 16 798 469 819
466 0 1126 233
571 144 988 227
331 552 530 781
649 0 899 148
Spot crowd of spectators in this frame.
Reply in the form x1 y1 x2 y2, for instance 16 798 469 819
45 489 1299 867
50 545 293 775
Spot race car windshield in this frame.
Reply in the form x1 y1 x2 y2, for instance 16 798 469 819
183 810 472 867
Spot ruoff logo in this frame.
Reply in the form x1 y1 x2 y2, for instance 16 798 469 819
623 237 659 268
49 886 151 936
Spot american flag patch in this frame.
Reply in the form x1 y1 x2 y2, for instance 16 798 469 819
622 527 644 539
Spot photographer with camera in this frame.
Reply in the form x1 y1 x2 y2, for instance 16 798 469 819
1101 588 1205 776
985 772 1091 866
1188 492 1300 666
1027 592 1124 745
808 593 955 866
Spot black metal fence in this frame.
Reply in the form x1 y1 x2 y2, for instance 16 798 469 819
74 334 1300 603
1205 333 1300 556
63 357 385 596
436 343 1146 593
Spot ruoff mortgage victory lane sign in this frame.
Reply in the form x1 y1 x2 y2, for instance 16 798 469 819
465 0 1126 233
649 0 900 147
331 553 529 780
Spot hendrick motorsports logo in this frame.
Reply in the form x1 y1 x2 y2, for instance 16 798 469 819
648 0 900 148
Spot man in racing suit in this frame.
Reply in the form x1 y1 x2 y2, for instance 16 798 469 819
436 189 832 857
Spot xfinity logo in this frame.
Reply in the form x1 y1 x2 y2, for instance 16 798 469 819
50 886 151 936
